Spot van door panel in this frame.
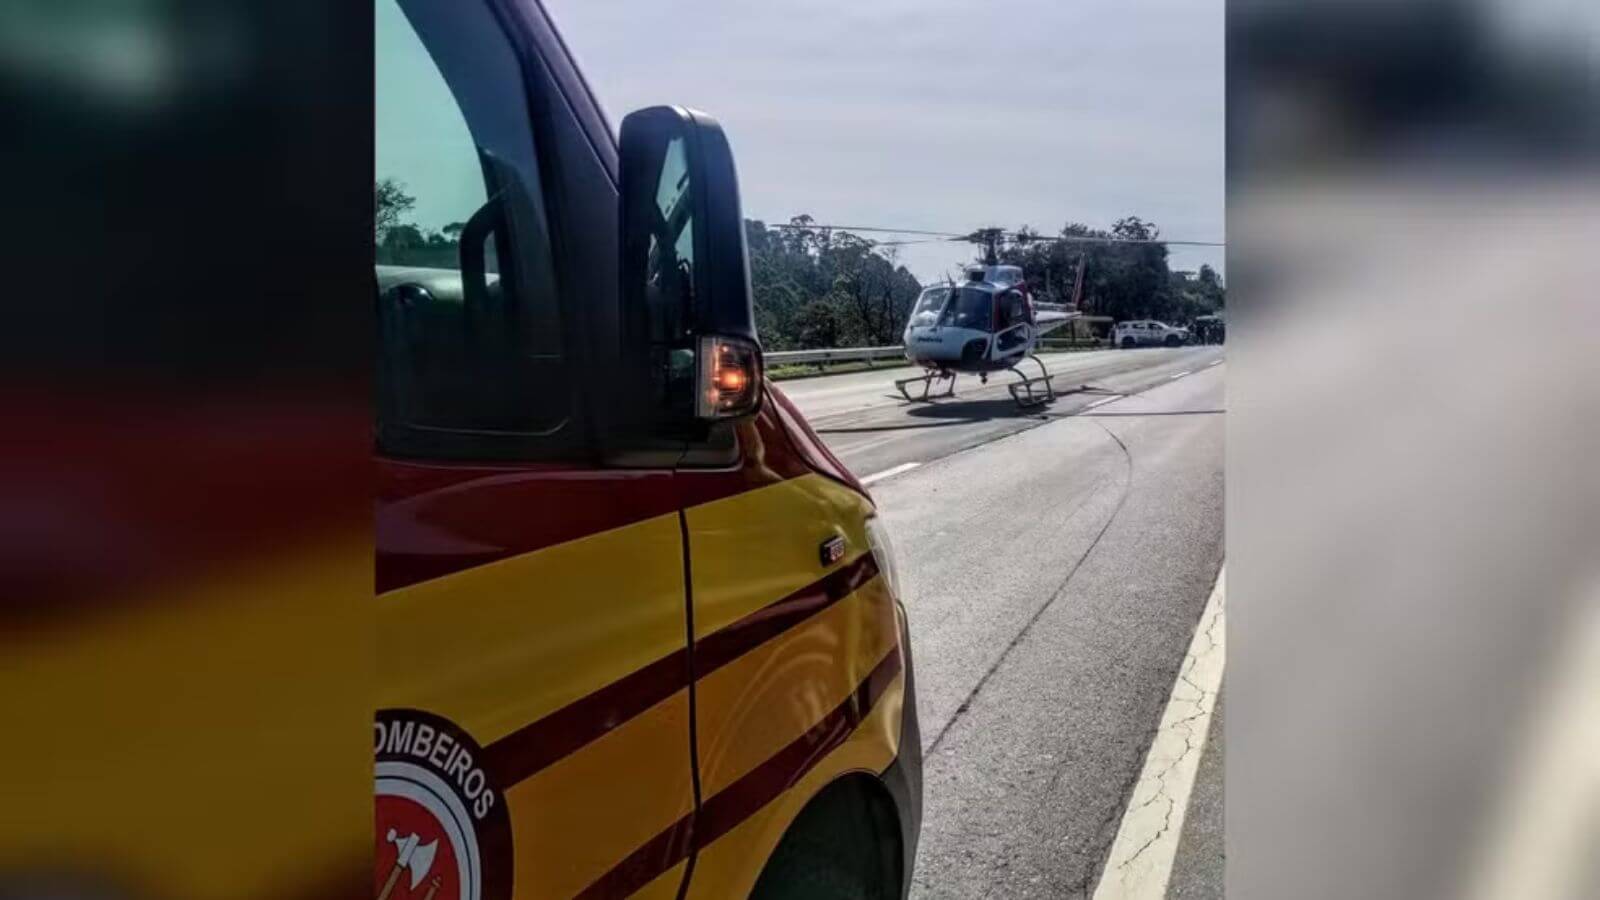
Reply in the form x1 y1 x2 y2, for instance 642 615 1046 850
378 462 695 900
677 411 907 896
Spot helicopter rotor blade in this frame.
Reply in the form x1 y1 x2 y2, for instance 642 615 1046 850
1002 232 1225 248
762 221 1224 247
766 223 963 238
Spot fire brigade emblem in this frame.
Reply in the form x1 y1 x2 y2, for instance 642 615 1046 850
376 710 512 900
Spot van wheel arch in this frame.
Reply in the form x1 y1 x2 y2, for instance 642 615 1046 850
748 773 904 900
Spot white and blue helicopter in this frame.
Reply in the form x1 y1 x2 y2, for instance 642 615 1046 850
897 255 1083 407
897 262 1081 406
769 221 1221 408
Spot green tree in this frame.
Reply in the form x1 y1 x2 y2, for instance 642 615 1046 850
374 178 415 240
1197 264 1225 309
743 212 1204 349
794 298 844 348
382 224 424 251
996 218 1172 322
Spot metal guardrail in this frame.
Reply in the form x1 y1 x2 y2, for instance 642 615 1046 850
1037 338 1108 349
766 345 906 365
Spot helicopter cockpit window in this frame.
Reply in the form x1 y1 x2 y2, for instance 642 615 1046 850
940 287 992 330
997 291 1025 328
909 287 949 327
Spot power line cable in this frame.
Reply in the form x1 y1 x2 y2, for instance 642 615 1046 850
763 220 1223 247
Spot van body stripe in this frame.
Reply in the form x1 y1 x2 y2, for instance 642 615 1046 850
574 647 904 900
377 388 813 594
481 646 691 787
480 552 879 787
694 553 879 679
377 464 682 594
570 817 695 900
693 644 902 847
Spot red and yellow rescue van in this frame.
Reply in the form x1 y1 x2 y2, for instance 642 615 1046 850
375 1 921 898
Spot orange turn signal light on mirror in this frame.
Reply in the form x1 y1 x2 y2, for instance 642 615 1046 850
697 335 763 420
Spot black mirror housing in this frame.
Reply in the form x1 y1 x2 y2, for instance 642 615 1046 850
620 106 761 423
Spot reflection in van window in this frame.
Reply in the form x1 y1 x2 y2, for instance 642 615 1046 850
375 0 491 272
645 135 696 346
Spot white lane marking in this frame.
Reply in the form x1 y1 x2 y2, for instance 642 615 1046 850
1086 396 1122 410
1207 359 1223 367
1094 568 1226 900
1168 370 1192 380
859 461 921 485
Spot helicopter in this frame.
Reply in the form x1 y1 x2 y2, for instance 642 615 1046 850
892 228 1088 407
767 221 1224 408
893 265 1074 405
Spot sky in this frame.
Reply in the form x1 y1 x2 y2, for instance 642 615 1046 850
541 0 1225 282
377 2 489 238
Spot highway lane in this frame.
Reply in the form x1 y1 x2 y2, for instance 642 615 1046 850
783 352 1225 897
780 346 1223 480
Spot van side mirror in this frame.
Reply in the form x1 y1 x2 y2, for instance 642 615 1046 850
620 106 762 423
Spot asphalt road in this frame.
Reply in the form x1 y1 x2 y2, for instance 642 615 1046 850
782 348 1227 898
784 347 1221 481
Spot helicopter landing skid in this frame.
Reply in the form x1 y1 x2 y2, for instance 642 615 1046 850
1006 355 1056 408
895 370 956 402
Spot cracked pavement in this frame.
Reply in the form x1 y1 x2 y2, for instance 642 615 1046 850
1095 572 1224 898
789 357 1224 898
1166 686 1224 899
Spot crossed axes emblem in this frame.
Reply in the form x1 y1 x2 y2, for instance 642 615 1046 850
377 828 443 900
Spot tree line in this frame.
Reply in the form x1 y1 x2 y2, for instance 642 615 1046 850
747 214 1224 350
377 179 1224 351
995 217 1225 328
744 216 924 351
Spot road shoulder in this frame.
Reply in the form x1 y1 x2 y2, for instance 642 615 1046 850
1093 568 1225 899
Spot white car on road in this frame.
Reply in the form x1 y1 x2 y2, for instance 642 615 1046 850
1114 319 1189 348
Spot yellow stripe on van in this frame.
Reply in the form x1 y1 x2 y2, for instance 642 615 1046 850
695 577 899 797
378 513 685 745
685 671 905 900
379 512 694 900
685 473 876 642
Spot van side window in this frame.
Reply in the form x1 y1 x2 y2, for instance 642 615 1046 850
376 0 572 458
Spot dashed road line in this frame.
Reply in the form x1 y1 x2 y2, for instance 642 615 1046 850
1207 359 1222 367
1094 567 1226 900
1086 396 1122 410
860 461 922 485
1168 370 1192 380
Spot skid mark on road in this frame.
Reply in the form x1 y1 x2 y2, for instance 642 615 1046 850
924 420 1136 755
1080 409 1225 418
836 427 922 457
